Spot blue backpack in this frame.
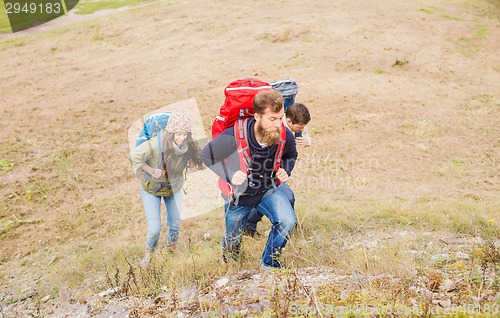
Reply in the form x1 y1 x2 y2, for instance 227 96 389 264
135 112 172 147
270 78 298 111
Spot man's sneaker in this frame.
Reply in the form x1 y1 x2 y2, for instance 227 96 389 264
140 248 155 268
259 261 280 273
243 226 263 240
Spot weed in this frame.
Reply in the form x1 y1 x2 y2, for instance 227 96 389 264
293 50 303 58
0 159 14 174
25 178 48 202
392 59 409 67
442 14 462 21
0 214 40 234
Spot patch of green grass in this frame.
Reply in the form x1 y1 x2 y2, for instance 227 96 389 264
25 178 48 202
0 159 14 174
419 7 462 21
476 25 487 37
1 215 40 234
401 119 438 139
0 2 13 33
441 14 462 21
452 158 467 170
293 50 303 58
453 25 488 57
74 0 156 15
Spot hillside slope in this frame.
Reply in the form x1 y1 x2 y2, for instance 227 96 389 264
0 0 499 316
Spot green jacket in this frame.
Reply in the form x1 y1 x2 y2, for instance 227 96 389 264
129 136 189 197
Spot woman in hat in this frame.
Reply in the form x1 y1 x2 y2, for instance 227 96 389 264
129 109 203 267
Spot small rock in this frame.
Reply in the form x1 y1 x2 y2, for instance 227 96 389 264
236 270 258 280
441 279 455 292
473 237 484 245
93 305 130 318
364 239 378 249
18 290 36 302
456 252 469 260
431 253 450 265
179 285 199 306
494 240 500 249
340 290 349 300
98 287 120 297
175 311 185 318
439 299 452 308
41 295 51 303
215 277 230 288
51 303 91 318
47 256 57 266
203 233 211 241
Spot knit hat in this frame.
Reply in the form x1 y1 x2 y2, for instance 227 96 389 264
166 109 191 134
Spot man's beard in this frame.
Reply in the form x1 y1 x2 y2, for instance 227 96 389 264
256 122 282 146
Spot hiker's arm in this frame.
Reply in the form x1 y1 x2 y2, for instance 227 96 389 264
200 132 239 183
295 126 311 147
281 129 298 176
142 165 164 178
128 140 155 177
275 168 289 182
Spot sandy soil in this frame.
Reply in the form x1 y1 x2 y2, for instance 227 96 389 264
0 0 499 313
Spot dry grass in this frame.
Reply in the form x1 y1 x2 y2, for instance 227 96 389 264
0 0 499 315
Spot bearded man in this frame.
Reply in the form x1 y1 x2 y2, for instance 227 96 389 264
200 89 298 271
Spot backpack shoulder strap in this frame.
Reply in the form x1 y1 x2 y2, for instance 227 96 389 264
235 118 252 172
235 119 286 174
157 131 164 169
273 123 287 172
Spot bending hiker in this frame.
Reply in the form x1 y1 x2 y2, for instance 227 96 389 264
129 109 203 268
244 102 311 238
200 89 298 271
285 103 312 147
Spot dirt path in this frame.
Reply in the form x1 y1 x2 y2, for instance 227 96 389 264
0 2 157 42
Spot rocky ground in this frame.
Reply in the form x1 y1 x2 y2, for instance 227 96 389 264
1 231 499 317
1 0 498 316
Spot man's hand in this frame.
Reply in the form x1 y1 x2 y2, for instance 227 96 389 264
295 136 308 147
275 168 289 182
231 170 247 186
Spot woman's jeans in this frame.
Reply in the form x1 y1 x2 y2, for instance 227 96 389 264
140 187 182 249
223 186 296 268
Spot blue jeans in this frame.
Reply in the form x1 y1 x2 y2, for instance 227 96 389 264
140 187 182 249
246 183 295 232
223 186 296 268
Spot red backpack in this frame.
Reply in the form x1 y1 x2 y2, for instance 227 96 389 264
211 78 287 198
